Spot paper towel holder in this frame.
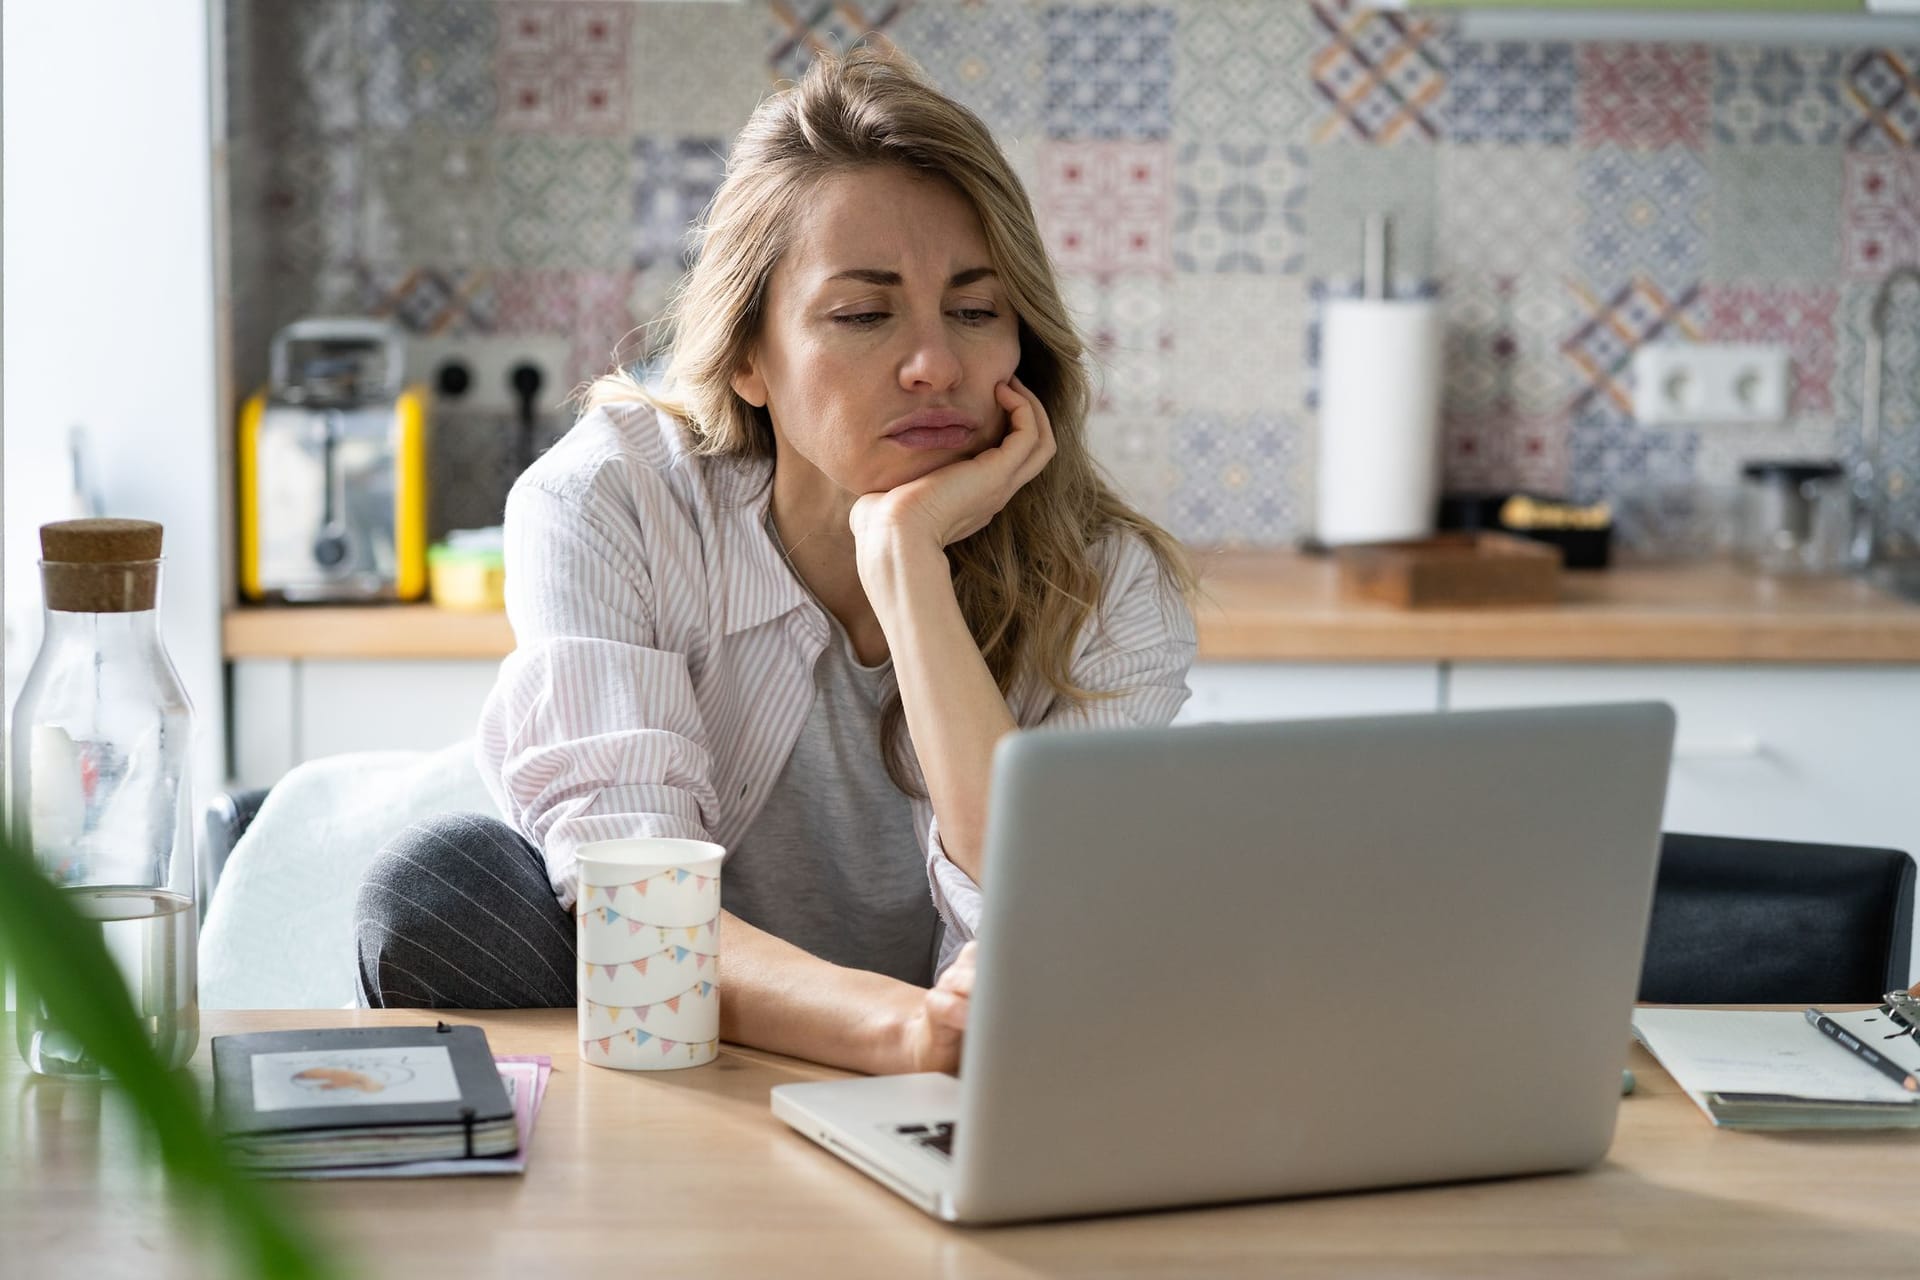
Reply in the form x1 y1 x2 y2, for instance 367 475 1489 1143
1313 210 1445 549
1297 212 1398 557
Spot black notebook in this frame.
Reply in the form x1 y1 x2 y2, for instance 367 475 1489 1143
212 1023 518 1170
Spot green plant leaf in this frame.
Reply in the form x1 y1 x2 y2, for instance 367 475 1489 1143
0 834 339 1279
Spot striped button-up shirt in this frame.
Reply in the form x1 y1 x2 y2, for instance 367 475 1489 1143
477 403 1197 971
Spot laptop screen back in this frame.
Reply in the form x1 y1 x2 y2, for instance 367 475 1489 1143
949 702 1675 1223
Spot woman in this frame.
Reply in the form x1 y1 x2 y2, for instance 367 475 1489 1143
354 45 1197 1075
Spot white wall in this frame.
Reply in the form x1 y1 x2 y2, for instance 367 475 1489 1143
3 1 227 800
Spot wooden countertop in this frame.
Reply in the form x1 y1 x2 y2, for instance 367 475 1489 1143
1189 550 1920 663
10 1007 1920 1279
223 552 1920 664
226 600 516 660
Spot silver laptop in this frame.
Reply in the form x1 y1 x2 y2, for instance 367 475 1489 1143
772 702 1676 1224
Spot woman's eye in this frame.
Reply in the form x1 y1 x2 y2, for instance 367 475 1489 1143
832 307 999 327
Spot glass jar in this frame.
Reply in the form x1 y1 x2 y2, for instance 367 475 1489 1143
1737 460 1852 576
11 519 197 1076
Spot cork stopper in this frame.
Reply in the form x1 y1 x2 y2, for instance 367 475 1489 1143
39 519 164 613
42 518 164 563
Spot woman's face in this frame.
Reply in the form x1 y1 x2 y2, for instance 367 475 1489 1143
731 165 1024 504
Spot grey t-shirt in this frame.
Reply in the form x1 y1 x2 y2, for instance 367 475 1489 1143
720 612 938 987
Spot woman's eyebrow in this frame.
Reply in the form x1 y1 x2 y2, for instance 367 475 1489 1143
823 266 999 287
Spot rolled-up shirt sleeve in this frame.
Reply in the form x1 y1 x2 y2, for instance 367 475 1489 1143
478 478 722 910
924 533 1197 957
925 812 983 953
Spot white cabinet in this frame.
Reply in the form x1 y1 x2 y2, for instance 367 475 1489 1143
1183 659 1920 861
232 655 1920 880
1449 663 1920 969
230 658 500 788
233 657 1439 782
1447 664 1920 856
1180 662 1441 724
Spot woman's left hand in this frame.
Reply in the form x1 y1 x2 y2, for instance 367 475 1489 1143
850 376 1055 555
896 941 978 1075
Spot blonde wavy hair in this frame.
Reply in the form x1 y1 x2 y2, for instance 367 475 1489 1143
578 44 1194 795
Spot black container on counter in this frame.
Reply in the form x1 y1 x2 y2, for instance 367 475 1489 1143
1437 491 1613 570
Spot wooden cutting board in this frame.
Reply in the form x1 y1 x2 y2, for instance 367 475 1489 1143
1335 532 1562 608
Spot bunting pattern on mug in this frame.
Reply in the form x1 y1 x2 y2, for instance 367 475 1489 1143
582 1030 720 1061
586 942 718 983
577 908 722 946
580 868 716 907
584 981 716 1024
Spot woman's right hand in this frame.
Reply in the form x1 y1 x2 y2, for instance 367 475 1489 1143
894 941 976 1075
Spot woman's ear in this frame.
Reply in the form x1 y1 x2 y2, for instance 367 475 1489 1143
730 352 769 409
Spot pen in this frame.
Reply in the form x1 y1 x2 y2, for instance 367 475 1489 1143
1805 1007 1919 1093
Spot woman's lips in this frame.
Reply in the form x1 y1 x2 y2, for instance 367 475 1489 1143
884 407 981 451
887 425 975 451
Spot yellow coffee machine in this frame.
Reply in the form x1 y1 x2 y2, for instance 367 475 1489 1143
239 318 428 602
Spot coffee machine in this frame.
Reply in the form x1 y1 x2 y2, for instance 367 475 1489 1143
239 319 428 602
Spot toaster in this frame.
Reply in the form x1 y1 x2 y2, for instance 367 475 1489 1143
239 318 428 602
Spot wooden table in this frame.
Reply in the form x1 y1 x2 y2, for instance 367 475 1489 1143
7 1008 1920 1278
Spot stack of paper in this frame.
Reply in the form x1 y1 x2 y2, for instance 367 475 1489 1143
283 1055 554 1180
1632 1008 1920 1131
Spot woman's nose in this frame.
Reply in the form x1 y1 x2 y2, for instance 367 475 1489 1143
898 318 962 392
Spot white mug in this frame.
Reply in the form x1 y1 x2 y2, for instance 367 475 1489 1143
574 837 723 1070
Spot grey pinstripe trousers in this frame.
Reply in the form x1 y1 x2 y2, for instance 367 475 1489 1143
355 812 576 1009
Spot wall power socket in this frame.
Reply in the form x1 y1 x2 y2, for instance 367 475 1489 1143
1631 342 1792 427
402 335 574 421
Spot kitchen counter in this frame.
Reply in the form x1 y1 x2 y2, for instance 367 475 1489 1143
222 551 1920 665
1191 550 1920 662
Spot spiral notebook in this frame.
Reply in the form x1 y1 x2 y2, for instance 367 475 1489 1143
1632 1005 1920 1130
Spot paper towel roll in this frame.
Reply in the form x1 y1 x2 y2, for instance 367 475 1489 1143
1315 297 1444 546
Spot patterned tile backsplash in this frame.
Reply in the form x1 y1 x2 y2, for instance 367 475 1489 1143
225 0 1920 548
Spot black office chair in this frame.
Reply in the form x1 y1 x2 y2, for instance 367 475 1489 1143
1639 832 1915 1005
198 786 273 924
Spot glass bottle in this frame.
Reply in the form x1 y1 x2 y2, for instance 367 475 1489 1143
12 519 197 1075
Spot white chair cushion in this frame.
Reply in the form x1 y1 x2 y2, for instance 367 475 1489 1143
198 739 499 1009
